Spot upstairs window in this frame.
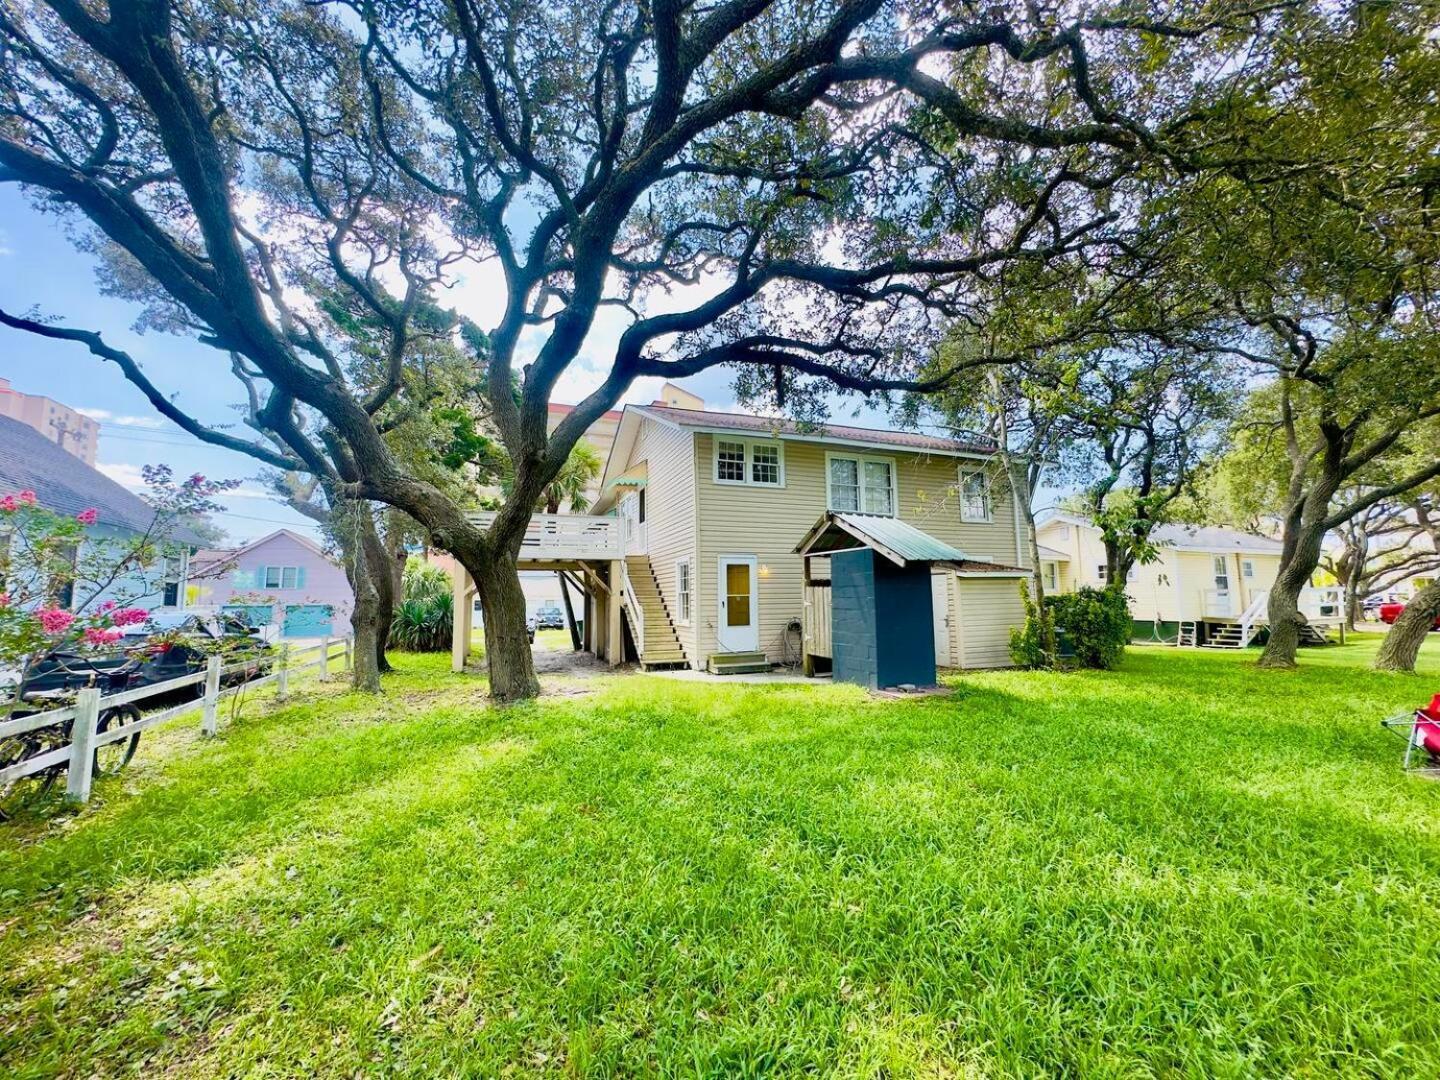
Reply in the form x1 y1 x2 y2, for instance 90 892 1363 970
1242 559 1255 579
827 454 896 515
713 438 783 487
751 444 781 485
959 469 992 523
716 440 746 483
263 565 305 590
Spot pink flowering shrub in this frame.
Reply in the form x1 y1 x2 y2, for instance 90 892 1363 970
1 474 236 697
37 608 76 635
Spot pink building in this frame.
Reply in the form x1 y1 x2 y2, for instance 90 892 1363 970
191 529 353 638
0 377 100 465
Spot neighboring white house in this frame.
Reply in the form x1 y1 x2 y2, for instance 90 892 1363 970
1035 511 1343 648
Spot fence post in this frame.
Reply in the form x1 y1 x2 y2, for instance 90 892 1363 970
319 635 330 678
343 635 352 673
201 653 222 736
65 687 101 804
276 643 290 700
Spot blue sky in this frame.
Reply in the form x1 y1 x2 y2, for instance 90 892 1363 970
0 186 772 544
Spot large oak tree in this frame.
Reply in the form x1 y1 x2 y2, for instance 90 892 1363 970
0 0 1285 698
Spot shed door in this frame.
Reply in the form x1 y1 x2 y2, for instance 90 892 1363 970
931 571 951 666
717 556 758 653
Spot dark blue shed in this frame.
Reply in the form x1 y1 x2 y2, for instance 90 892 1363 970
795 512 967 690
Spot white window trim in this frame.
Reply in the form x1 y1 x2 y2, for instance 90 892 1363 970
264 565 303 590
958 467 993 523
824 451 899 517
712 436 785 488
674 557 692 626
1242 559 1255 579
1045 562 1059 591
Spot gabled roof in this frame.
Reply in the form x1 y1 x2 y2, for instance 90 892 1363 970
0 415 206 545
1036 510 1283 556
632 405 996 457
225 528 332 563
795 511 967 566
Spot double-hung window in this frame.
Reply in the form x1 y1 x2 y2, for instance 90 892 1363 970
826 453 896 516
263 565 303 590
713 438 783 487
675 559 692 625
959 469 992 523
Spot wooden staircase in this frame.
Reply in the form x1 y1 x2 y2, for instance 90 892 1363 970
621 557 688 669
1201 623 1247 649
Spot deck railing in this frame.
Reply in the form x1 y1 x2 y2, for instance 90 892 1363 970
466 512 624 560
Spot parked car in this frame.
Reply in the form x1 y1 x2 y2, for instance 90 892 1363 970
535 604 565 630
1378 601 1440 629
471 600 537 642
125 612 275 689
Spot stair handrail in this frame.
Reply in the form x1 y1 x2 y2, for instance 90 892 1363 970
1239 589 1269 646
619 559 644 652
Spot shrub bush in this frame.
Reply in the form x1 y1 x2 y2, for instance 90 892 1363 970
1047 586 1131 670
1009 580 1056 670
389 559 455 652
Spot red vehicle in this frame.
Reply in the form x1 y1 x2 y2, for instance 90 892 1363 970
1379 601 1440 629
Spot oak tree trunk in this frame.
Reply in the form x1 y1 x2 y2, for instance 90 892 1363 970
1374 581 1440 673
1259 517 1330 669
470 553 540 701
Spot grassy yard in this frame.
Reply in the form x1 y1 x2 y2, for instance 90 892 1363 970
2 637 1439 1077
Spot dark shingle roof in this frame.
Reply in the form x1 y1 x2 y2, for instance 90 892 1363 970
636 405 995 456
0 415 203 544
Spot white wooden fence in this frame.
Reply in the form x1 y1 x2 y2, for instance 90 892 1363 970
0 636 352 804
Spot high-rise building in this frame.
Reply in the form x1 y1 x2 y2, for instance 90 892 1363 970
0 377 100 465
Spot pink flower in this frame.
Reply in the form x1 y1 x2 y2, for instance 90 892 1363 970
17 490 36 506
75 508 98 526
99 600 118 613
83 626 124 646
0 592 8 607
0 495 16 512
109 607 150 628
188 473 206 486
38 608 75 635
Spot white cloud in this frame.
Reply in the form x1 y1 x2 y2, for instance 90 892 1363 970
0 228 11 257
77 407 166 429
96 461 147 492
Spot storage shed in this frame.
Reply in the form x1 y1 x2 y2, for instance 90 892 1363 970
795 512 967 689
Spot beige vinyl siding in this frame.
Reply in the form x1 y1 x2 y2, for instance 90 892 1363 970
952 577 1026 668
626 419 698 663
693 433 1024 664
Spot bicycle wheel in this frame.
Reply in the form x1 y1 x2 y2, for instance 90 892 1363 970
0 731 63 818
94 704 142 777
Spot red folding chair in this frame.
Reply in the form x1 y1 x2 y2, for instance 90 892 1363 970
1381 694 1440 773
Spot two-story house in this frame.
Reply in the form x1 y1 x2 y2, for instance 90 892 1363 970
451 402 1035 674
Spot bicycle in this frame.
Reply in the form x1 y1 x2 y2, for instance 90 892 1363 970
1 656 144 819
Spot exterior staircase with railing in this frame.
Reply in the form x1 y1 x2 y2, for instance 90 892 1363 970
619 557 688 669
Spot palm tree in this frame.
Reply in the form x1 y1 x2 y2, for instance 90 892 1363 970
540 441 602 514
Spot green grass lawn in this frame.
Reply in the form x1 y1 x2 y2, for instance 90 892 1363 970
2 636 1439 1077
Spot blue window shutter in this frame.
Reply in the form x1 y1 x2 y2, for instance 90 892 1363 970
296 566 307 589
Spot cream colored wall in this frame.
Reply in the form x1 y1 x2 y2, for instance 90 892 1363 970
691 432 1025 664
1036 519 1110 590
624 418 698 662
953 577 1027 669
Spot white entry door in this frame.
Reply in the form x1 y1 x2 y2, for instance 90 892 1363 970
931 571 951 665
717 555 759 652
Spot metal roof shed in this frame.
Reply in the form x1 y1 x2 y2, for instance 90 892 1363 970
794 513 966 690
